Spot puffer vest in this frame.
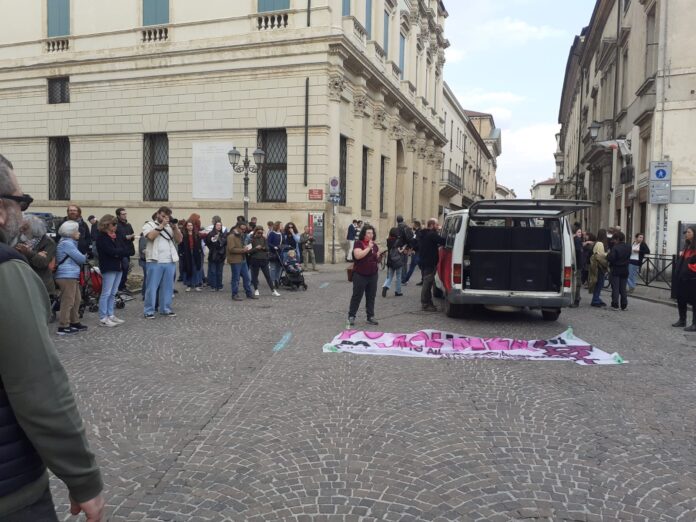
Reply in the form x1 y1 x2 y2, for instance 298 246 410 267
0 243 46 496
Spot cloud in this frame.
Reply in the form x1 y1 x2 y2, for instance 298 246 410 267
454 88 526 107
496 123 560 197
445 16 567 63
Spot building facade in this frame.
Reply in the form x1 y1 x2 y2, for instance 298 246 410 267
531 178 556 200
495 184 516 200
557 0 696 255
0 0 453 261
439 83 499 219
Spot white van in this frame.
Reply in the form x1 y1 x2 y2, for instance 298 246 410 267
434 199 593 321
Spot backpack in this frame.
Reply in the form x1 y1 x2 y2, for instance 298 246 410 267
388 246 403 269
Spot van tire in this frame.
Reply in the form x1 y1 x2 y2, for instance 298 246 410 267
445 299 464 318
542 309 561 321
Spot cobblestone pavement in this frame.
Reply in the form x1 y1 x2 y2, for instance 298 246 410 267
49 265 696 521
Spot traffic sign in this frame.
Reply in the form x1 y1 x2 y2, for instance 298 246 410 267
650 161 672 181
649 180 671 204
329 176 340 195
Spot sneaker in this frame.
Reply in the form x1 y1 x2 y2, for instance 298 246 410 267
232 295 243 301
185 287 192 292
254 289 260 297
195 287 202 292
70 323 88 331
162 311 177 317
100 318 118 328
272 290 281 297
394 292 403 297
382 287 388 298
401 281 408 286
685 324 696 332
366 317 379 326
627 287 635 294
246 294 258 300
610 305 619 311
109 315 125 324
144 313 156 319
422 304 438 312
672 320 687 327
57 327 77 335
347 316 356 327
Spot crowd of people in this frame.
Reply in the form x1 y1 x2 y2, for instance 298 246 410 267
13 201 320 333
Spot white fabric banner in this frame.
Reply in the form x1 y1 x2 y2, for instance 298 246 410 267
192 142 233 200
323 328 625 366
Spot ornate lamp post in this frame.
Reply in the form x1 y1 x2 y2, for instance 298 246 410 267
228 146 265 222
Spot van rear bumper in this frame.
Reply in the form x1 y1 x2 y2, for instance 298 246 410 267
448 291 571 309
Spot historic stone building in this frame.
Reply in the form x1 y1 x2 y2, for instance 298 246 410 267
557 0 696 255
0 0 455 260
440 83 500 218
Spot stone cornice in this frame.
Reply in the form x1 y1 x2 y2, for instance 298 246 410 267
328 39 446 146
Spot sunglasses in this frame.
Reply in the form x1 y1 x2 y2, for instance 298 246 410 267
0 193 33 211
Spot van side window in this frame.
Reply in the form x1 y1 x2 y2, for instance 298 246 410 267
445 216 461 249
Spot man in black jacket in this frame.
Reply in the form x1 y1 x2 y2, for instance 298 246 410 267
419 218 445 312
115 207 135 294
607 231 631 311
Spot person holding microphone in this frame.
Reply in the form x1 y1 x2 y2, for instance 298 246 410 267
347 224 382 327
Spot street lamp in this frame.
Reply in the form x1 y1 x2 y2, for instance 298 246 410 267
228 146 266 222
588 121 601 142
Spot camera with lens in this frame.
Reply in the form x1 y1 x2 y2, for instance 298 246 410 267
170 218 179 225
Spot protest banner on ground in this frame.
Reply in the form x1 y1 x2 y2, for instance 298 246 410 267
323 328 625 365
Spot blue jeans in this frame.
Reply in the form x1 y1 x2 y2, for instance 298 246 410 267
269 261 282 286
628 263 639 289
139 259 147 297
403 254 420 283
184 266 203 288
231 262 253 296
591 271 606 305
383 266 402 293
99 270 122 319
208 261 224 290
144 262 176 315
119 256 130 290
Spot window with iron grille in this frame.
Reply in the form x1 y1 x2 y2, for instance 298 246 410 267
339 136 347 206
379 155 386 214
361 147 369 211
143 133 169 201
257 129 287 203
48 137 70 200
48 77 69 104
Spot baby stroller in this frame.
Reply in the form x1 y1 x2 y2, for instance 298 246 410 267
274 249 308 291
50 264 124 322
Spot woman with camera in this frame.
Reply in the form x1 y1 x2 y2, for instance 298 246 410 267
347 225 381 327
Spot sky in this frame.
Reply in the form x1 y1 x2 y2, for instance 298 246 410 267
443 0 597 198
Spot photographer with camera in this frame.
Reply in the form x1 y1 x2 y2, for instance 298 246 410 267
142 206 182 319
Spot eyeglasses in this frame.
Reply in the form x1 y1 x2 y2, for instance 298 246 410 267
0 193 33 211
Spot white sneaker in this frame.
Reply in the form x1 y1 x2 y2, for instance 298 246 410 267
185 287 192 292
195 287 202 292
254 289 260 297
100 318 118 328
272 290 281 297
109 315 125 324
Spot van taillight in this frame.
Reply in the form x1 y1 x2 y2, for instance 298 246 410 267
453 264 462 285
563 267 572 288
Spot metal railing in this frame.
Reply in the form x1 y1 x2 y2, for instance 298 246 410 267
443 170 462 191
639 254 676 289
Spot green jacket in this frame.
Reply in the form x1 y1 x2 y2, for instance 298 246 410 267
0 256 103 517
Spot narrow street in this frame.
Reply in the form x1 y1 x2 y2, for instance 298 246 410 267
51 266 696 521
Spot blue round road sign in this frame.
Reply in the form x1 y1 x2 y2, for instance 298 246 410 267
656 169 667 179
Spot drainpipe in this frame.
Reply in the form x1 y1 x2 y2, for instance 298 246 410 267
307 0 311 27
304 77 309 187
575 67 586 201
608 0 622 228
